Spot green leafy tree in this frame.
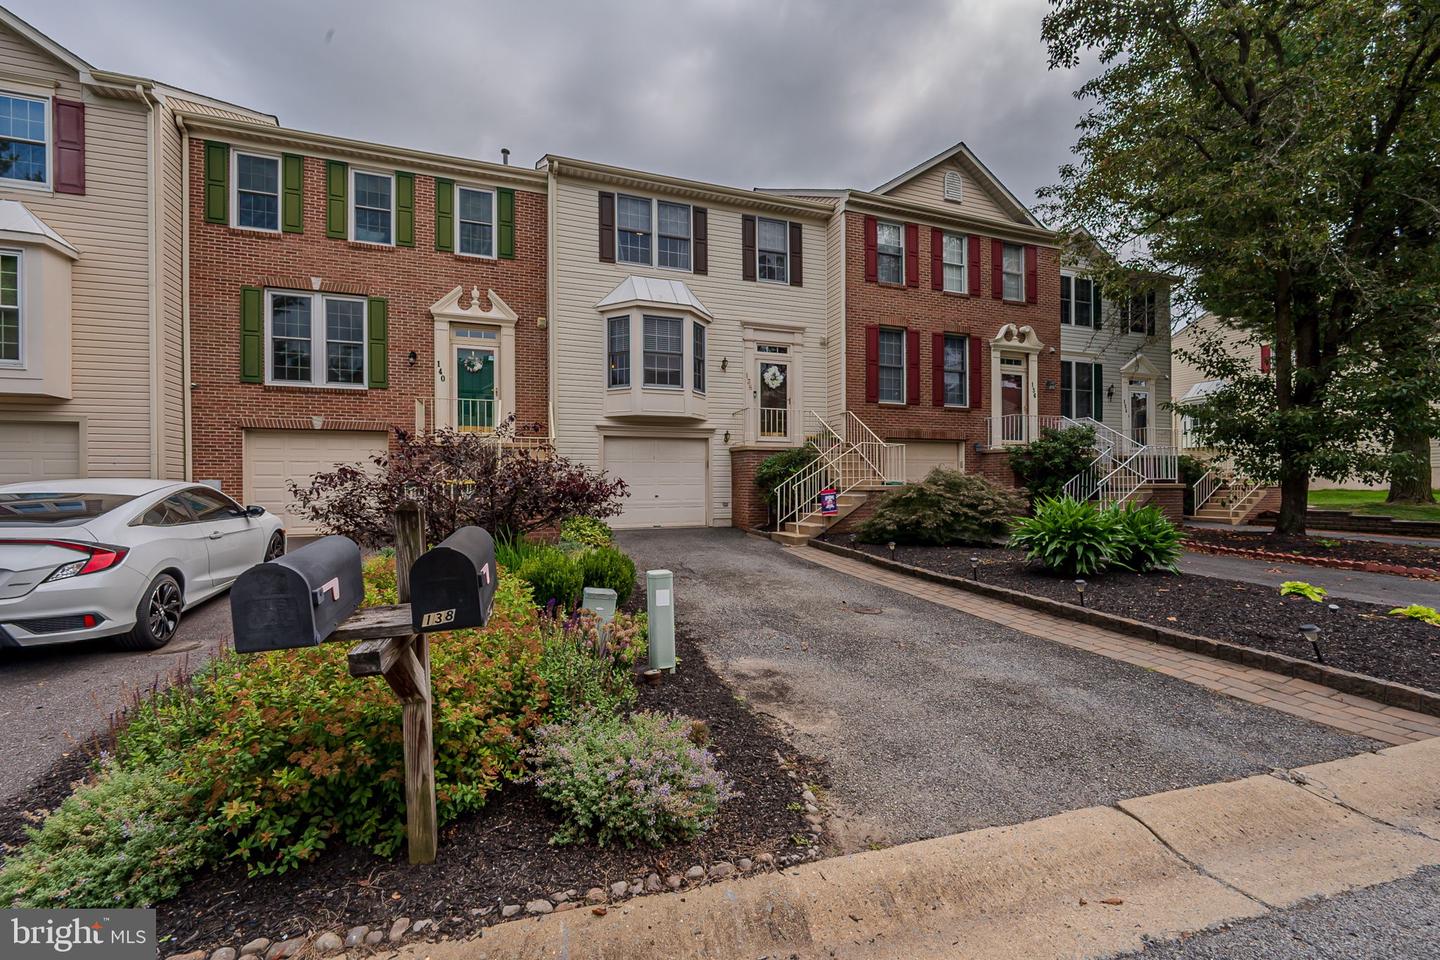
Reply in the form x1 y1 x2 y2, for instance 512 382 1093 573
1041 0 1440 533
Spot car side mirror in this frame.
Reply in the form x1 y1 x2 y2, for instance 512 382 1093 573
245 505 266 518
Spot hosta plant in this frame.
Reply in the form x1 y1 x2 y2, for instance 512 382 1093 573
1009 496 1116 576
1107 501 1183 573
1389 604 1440 626
1280 581 1328 602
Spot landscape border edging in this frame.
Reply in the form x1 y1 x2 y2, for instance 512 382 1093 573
806 538 1440 718
1182 539 1440 581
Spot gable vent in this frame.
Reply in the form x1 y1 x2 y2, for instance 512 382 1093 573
943 170 964 203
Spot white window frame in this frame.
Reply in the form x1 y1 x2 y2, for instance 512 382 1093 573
756 216 789 284
942 231 967 294
455 184 497 259
941 333 968 407
692 321 707 394
615 194 692 272
350 168 395 246
1060 271 1096 327
0 90 51 191
606 314 630 389
1059 358 1096 419
876 220 904 286
0 248 22 367
231 149 282 233
263 289 369 389
642 314 685 390
877 326 906 405
1001 242 1025 302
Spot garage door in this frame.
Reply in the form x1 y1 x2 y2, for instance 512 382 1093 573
603 436 708 529
244 429 389 533
0 421 80 483
900 440 962 483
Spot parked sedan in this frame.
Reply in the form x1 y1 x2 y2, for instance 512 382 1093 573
0 479 285 650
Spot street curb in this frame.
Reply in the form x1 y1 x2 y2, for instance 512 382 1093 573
1182 539 1440 581
807 538 1440 718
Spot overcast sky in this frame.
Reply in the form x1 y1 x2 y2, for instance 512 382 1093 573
13 0 1096 211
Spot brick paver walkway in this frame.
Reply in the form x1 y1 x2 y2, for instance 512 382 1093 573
794 546 1440 746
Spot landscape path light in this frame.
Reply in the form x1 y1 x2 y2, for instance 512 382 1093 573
1300 623 1325 664
1075 579 1087 607
887 541 897 560
970 555 980 581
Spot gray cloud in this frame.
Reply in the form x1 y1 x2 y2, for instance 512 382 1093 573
12 0 1096 209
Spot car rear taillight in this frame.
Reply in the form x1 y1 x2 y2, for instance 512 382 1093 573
0 539 133 583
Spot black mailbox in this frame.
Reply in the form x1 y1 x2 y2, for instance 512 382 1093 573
230 535 363 653
410 526 497 633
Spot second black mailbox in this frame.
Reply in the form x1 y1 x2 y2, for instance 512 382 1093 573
410 526 498 633
231 535 363 653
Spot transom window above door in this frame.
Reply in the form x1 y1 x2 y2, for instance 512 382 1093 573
266 290 368 387
457 186 495 257
617 194 692 270
352 170 394 245
0 93 48 185
233 152 280 231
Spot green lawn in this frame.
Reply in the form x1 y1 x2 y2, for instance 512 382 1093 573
1308 488 1440 522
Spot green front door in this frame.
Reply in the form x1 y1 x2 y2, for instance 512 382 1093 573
456 348 495 431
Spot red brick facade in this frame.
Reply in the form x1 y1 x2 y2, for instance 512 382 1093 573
729 446 786 530
187 139 548 500
842 211 1061 457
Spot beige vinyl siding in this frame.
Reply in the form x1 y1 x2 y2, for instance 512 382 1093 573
0 23 156 478
162 95 275 126
883 160 1011 222
824 207 845 418
155 99 187 479
550 176 830 525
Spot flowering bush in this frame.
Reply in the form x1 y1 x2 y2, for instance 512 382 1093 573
527 710 734 847
537 609 647 723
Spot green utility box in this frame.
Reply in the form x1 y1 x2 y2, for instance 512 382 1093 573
646 569 675 672
582 586 617 623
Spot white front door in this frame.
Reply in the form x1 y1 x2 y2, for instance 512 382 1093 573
1129 379 1150 445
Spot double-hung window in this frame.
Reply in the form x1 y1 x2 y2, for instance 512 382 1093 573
876 221 904 285
1127 290 1157 334
457 186 495 257
692 323 706 393
1059 360 1095 419
352 170 394 244
0 251 18 364
877 327 905 403
1001 242 1025 301
657 200 691 269
1060 274 1094 326
607 316 630 388
0 93 48 186
757 217 788 283
267 290 368 387
942 232 967 293
642 315 683 388
234 152 280 231
616 194 652 265
942 334 968 406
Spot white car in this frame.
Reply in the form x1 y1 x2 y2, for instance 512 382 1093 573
0 479 285 650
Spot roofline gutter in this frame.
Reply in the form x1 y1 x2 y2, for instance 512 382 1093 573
543 155 836 219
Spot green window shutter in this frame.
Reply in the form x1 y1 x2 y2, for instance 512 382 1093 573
367 297 389 389
203 141 229 224
395 171 415 247
1091 283 1103 328
434 177 454 252
326 160 348 239
497 187 515 259
281 154 304 233
240 286 263 383
1092 362 1104 420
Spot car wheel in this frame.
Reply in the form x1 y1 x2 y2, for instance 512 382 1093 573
115 573 183 651
264 531 286 562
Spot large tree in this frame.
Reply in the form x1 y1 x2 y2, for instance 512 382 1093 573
1040 0 1440 533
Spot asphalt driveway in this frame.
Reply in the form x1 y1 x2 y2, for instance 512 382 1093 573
620 528 1377 850
0 593 235 801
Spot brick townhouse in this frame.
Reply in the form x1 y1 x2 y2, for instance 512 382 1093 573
180 108 548 531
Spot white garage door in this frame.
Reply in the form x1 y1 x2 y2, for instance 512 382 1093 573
0 421 80 483
901 440 962 483
604 436 708 529
245 429 389 533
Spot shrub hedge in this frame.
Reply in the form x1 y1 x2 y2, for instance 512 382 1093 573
857 469 1024 546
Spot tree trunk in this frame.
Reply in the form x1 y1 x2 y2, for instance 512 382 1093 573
1387 425 1434 503
1274 463 1309 535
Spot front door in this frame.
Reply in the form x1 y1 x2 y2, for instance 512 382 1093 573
1129 380 1149 445
758 359 790 439
456 348 496 431
1000 360 1027 442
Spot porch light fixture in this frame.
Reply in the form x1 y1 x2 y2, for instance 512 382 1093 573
721 357 729 372
1299 623 1324 664
723 430 731 444
1106 385 1115 400
407 350 418 366
970 556 980 581
1074 579 1087 606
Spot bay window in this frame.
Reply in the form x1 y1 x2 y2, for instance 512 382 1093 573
642 315 683 388
0 251 18 363
607 316 630 387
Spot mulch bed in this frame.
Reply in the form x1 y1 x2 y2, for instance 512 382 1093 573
1 610 821 955
1185 527 1440 578
828 538 1440 695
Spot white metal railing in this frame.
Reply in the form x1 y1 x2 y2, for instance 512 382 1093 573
1193 469 1220 513
413 401 553 450
760 407 789 438
772 410 905 529
987 414 1067 446
1227 478 1265 522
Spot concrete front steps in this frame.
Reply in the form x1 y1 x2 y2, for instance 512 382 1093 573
770 485 889 546
1193 483 1270 525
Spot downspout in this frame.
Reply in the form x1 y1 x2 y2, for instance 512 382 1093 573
545 158 558 442
177 115 192 480
138 83 161 478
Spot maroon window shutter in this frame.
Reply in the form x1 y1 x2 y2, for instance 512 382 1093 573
968 335 983 408
1260 344 1272 374
904 223 919 287
742 214 757 281
788 221 803 286
968 235 981 294
1025 244 1038 303
991 239 1004 299
931 332 945 405
598 192 615 262
865 325 880 402
863 215 878 283
54 98 85 195
906 328 921 404
930 228 944 290
692 207 708 274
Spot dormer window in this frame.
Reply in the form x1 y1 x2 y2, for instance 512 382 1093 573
0 93 48 186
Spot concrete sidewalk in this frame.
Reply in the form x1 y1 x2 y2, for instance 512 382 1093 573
1178 550 1440 607
400 738 1440 960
